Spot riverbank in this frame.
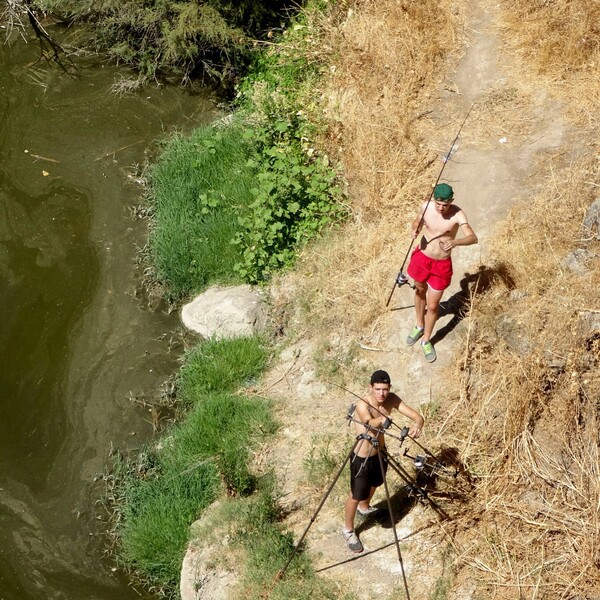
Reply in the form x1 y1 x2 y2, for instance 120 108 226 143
113 0 599 599
109 2 350 596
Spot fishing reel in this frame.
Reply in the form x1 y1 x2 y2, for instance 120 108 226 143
396 272 409 286
403 447 434 475
413 455 427 470
346 403 356 425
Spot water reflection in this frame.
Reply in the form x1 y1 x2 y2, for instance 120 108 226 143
0 34 216 599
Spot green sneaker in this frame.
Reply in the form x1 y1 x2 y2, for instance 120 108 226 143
406 326 424 346
421 340 437 363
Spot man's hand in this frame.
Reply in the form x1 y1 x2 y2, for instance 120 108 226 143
409 425 422 438
439 239 455 252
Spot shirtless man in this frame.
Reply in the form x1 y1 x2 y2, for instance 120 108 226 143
405 183 478 363
342 370 424 553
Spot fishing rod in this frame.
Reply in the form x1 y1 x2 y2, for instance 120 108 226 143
385 103 476 307
335 382 461 482
329 381 416 438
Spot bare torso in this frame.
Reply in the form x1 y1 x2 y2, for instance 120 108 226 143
419 202 466 259
353 394 400 458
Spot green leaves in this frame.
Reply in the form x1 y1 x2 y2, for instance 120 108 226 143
232 117 344 283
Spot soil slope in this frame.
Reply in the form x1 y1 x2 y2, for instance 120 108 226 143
263 1 571 598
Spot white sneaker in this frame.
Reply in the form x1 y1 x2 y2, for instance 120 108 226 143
357 505 384 517
342 529 363 553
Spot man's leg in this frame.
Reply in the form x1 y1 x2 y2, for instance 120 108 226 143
406 280 427 346
344 494 359 532
422 287 444 342
343 495 364 553
413 280 427 328
420 287 444 362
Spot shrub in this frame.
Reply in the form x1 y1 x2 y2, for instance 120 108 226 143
233 118 344 283
31 0 303 87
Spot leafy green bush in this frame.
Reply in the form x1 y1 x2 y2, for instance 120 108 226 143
233 118 343 283
178 336 269 406
230 7 347 282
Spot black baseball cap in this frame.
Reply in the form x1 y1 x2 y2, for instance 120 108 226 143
370 370 391 385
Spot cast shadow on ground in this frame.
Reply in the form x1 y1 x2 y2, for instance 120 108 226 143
355 445 473 536
431 263 516 346
355 487 417 536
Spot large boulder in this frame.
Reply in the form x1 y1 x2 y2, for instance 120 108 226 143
180 536 237 600
181 285 267 339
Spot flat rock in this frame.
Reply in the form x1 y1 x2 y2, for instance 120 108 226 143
181 285 267 339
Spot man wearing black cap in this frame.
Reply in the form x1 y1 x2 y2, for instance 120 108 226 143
342 370 424 553
405 183 478 363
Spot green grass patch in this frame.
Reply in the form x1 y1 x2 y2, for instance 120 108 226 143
206 477 352 600
115 336 277 592
178 336 268 406
164 391 277 494
147 124 256 299
119 455 221 588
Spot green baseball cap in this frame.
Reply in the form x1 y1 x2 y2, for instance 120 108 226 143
433 183 454 201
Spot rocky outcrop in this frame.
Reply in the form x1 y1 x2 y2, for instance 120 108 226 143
180 537 237 600
180 285 267 339
180 503 238 600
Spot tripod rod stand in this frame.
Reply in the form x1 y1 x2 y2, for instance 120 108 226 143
272 434 365 586
376 441 411 600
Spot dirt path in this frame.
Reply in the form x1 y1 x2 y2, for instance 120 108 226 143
265 1 567 598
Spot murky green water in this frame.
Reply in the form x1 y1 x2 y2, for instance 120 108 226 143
0 35 216 599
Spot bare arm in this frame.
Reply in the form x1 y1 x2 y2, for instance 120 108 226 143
397 401 424 438
411 202 428 239
439 212 478 251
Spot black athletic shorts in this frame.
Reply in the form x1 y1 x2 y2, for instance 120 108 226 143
350 452 388 501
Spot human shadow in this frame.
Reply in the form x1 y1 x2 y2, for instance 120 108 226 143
355 485 417 536
354 443 476 537
431 263 516 346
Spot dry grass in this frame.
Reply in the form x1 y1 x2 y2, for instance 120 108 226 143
269 1 600 596
498 0 600 124
322 0 461 215
275 0 465 338
432 151 600 598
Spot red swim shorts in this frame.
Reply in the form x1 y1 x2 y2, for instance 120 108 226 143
407 248 453 292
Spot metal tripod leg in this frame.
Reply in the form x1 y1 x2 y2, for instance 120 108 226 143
377 449 411 600
273 435 365 586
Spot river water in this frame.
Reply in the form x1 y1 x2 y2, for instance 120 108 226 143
0 34 216 599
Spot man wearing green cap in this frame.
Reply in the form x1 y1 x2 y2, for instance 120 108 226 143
405 183 478 362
